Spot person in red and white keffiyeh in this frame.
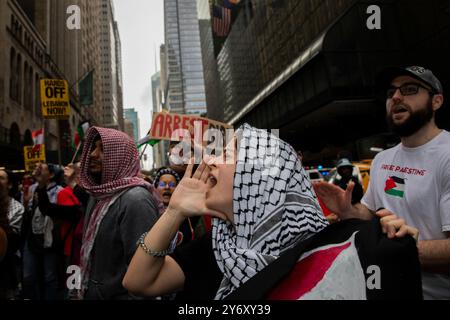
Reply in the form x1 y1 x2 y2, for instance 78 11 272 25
79 126 163 299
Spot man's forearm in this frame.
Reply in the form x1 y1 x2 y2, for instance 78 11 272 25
345 203 374 220
418 237 450 273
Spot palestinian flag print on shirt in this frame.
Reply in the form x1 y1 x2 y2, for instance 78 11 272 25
384 176 405 198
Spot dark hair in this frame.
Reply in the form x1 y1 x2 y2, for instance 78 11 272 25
153 167 181 188
1 169 20 198
47 164 64 185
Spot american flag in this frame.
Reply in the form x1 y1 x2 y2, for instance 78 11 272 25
212 5 231 37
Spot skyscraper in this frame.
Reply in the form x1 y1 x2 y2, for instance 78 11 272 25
151 70 167 169
163 0 207 115
124 108 140 142
203 0 450 164
99 0 124 130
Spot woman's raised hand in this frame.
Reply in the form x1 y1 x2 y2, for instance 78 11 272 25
167 159 227 220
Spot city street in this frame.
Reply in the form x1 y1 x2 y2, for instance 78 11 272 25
0 0 449 306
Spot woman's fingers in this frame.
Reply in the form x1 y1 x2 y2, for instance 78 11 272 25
183 158 195 178
205 209 228 221
200 165 210 183
192 161 206 180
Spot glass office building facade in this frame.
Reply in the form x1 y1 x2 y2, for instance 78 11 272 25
204 0 450 164
164 0 207 115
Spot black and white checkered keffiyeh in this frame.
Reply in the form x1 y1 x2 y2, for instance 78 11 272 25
212 123 328 300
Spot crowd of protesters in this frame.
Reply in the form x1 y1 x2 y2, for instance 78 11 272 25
0 66 448 300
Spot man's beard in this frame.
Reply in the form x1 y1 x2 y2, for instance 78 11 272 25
89 171 102 184
387 99 434 137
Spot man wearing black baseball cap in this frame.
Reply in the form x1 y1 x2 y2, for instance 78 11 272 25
315 66 450 299
376 65 444 138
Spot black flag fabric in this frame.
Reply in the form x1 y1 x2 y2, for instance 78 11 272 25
225 218 422 300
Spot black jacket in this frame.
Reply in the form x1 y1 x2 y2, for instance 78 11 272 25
83 186 159 300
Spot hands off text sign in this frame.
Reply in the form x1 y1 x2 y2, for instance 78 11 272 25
40 79 71 119
23 145 46 172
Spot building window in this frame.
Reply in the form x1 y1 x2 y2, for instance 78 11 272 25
9 122 21 148
23 62 29 109
9 47 16 100
27 65 33 111
16 54 22 104
24 129 33 146
35 73 41 117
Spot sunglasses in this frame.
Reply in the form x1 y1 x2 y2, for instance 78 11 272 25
158 181 177 188
387 83 434 99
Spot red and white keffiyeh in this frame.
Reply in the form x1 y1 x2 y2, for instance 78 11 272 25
79 126 164 294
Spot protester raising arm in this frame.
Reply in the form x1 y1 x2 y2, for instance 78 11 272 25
123 161 226 297
313 181 374 220
313 181 419 240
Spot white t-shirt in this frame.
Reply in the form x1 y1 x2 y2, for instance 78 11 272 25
362 130 450 300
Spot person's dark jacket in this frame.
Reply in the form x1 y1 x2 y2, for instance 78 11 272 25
83 186 160 300
36 185 88 251
37 185 87 223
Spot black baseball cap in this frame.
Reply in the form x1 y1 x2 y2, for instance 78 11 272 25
376 66 443 94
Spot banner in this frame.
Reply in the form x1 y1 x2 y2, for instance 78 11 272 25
23 145 46 172
40 79 71 119
150 112 233 142
225 219 422 300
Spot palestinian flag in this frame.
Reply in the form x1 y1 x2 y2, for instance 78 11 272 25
384 176 405 198
73 121 90 148
225 219 422 300
137 132 160 148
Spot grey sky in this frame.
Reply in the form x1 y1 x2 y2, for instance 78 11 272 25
113 0 164 169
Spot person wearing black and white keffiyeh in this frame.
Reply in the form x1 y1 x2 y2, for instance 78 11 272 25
212 123 328 299
123 123 328 300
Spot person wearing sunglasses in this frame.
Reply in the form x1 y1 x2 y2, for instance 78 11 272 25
315 66 449 299
153 167 181 208
154 167 199 247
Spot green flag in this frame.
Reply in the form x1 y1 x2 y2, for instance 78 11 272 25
79 70 93 106
137 134 160 148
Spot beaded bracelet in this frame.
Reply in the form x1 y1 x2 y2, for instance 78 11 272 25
137 232 173 257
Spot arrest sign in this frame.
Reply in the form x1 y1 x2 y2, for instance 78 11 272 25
150 112 233 141
40 79 71 119
23 145 46 172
